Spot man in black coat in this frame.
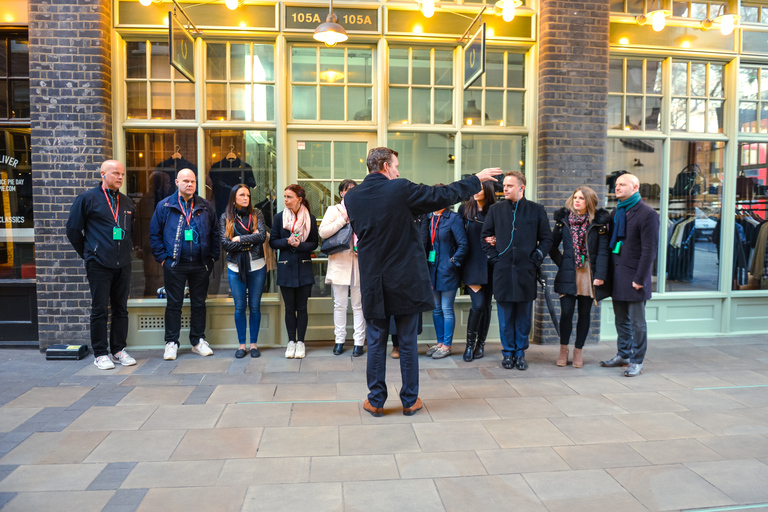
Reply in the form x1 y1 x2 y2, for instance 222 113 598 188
345 147 500 417
600 173 660 377
481 171 553 371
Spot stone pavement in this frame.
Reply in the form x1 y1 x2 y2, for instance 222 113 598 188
1 337 768 512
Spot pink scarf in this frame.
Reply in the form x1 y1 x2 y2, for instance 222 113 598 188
283 204 311 243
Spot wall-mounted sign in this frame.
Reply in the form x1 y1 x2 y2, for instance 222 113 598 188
0 155 19 168
285 6 379 33
464 23 486 90
169 12 195 83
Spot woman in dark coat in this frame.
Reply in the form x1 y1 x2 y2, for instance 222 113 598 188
549 186 610 368
421 205 468 359
269 184 318 360
458 180 497 361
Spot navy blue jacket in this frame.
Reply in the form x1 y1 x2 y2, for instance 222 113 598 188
608 199 660 301
421 209 468 291
458 203 491 286
66 185 135 269
269 210 319 288
149 192 220 269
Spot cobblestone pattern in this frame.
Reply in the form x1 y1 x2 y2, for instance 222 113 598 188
29 0 114 348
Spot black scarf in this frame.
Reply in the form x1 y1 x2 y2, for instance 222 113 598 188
233 208 253 283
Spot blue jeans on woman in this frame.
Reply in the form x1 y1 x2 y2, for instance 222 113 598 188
227 266 267 345
432 288 458 347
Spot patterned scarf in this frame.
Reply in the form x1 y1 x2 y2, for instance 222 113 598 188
282 204 311 242
569 211 589 269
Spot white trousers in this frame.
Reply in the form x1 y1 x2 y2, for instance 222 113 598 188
332 284 366 345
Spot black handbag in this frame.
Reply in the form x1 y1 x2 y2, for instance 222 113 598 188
321 223 353 255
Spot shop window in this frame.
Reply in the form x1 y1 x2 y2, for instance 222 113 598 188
290 46 373 123
125 41 195 120
462 134 526 197
734 142 768 290
608 58 663 131
0 129 33 279
206 43 275 122
670 60 725 133
666 140 724 292
738 65 768 133
740 3 764 23
387 132 456 186
464 51 525 128
0 35 29 120
389 47 453 125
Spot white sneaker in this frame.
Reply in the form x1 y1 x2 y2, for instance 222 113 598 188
94 355 115 370
285 341 296 359
164 342 178 360
192 338 213 356
295 341 306 359
113 350 136 366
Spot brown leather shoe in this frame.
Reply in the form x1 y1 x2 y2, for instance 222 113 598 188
391 347 400 359
363 399 384 417
403 397 423 416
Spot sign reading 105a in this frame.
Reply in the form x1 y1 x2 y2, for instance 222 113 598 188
285 6 379 32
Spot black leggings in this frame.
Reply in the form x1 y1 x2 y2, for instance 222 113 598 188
559 294 593 349
281 284 312 342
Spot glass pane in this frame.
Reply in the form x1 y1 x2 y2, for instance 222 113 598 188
253 44 275 82
206 43 226 80
412 49 431 85
292 47 316 83
292 85 317 120
645 96 662 131
647 60 662 94
320 48 344 83
691 2 707 19
434 88 452 125
389 87 408 124
689 98 706 132
626 60 643 94
761 103 768 133
507 53 525 88
253 84 274 122
174 81 195 120
611 0 625 13
462 134 526 176
412 88 431 124
206 83 226 121
0 41 6 76
609 59 623 93
230 83 249 121
464 89 482 126
349 86 372 121
230 44 250 81
626 96 642 130
627 0 643 13
507 91 524 127
150 42 171 80
150 82 171 119
126 82 147 119
486 90 503 125
334 142 368 180
299 181 331 222
740 67 759 99
298 141 331 180
387 132 454 184
673 1 689 17
9 39 28 76
389 48 409 85
763 8 768 24
761 69 768 101
672 98 687 131
734 143 768 289
708 64 724 97
741 5 759 23
348 48 372 84
320 86 344 121
486 51 504 88
672 62 688 96
739 101 757 133
608 95 622 129
666 140 724 292
0 81 9 117
434 50 452 86
126 41 147 79
8 81 27 118
709 100 724 133
691 63 706 96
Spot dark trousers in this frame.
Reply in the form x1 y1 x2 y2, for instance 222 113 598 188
559 294 593 349
86 261 130 358
613 299 648 364
366 314 419 408
163 260 211 346
280 284 312 341
497 300 533 358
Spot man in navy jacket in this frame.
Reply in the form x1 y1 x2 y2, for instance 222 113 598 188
66 160 137 370
150 169 219 361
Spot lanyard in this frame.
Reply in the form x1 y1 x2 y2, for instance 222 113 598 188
291 216 299 234
236 214 252 233
178 196 193 227
430 211 443 246
102 186 119 226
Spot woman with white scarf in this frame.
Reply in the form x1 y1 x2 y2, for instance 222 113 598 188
270 184 319 359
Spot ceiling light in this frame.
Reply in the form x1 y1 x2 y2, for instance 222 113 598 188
495 0 523 22
225 0 242 10
636 0 671 32
313 0 348 47
417 0 435 18
139 0 152 6
701 4 741 36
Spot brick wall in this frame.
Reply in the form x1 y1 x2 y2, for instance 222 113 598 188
29 0 113 348
535 0 610 344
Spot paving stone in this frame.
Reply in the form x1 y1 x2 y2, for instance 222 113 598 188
205 384 276 404
615 412 712 441
344 479 444 512
715 387 768 408
606 374 686 392
309 454 399 482
257 426 338 457
121 460 225 489
404 380 460 399
435 474 547 511
396 451 487 478
1 490 114 512
550 416 645 445
700 434 768 459
523 469 646 512
559 376 633 395
66 405 157 431
659 389 746 411
554 442 651 470
603 392 690 413
216 458 310 485
0 431 109 465
679 410 768 436
508 378 578 397
171 427 262 460
87 462 139 491
661 372 737 389
0 408 42 433
137 486 246 512
241 482 342 512
339 424 421 455
484 418 573 448
181 385 215 405
709 370 768 386
477 447 570 474
102 488 148 512
548 394 629 416
4 386 92 408
117 386 192 406
485 397 565 419
273 383 337 401
85 430 185 463
216 403 292 428
451 379 520 399
413 421 499 452
171 358 232 374
119 375 184 387
629 439 723 465
298 356 353 373
686 459 768 503
423 398 500 421
140 404 225 430
0 462 106 492
0 492 15 509
290 401 362 427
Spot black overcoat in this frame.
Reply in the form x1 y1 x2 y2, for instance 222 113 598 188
550 207 611 301
458 203 491 286
269 211 319 288
608 199 660 302
345 172 481 319
481 197 553 303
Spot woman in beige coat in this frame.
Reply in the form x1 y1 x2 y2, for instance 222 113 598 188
319 180 366 356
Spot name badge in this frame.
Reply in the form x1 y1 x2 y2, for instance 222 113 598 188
185 229 194 241
113 227 124 240
428 250 436 263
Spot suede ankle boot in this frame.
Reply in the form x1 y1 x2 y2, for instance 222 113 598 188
557 345 569 367
573 348 583 368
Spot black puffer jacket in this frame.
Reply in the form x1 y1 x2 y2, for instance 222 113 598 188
550 207 611 301
219 210 267 265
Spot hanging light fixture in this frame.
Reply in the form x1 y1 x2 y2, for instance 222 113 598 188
417 0 436 18
139 0 161 6
636 0 671 32
494 0 523 22
701 4 741 35
313 0 348 47
225 0 242 10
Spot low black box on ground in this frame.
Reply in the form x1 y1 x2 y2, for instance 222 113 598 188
45 344 89 360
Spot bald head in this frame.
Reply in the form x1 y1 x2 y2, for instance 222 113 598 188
176 168 197 201
615 173 639 201
100 160 125 191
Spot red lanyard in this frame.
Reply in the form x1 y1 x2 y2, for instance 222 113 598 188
178 196 193 226
430 211 443 246
102 186 119 226
291 216 299 234
236 214 252 233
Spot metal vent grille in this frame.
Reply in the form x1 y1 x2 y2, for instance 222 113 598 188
138 316 190 329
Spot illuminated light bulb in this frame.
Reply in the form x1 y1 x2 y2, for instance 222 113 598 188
466 118 473 125
651 10 666 31
139 0 152 6
502 1 515 22
225 0 239 10
239 21 247 28
720 14 735 35
487 27 495 37
619 37 629 45
139 152 143 158
499 120 504 126
518 160 524 166
420 0 435 18
681 40 690 48
413 23 423 34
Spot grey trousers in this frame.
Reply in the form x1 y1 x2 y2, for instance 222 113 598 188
612 300 648 364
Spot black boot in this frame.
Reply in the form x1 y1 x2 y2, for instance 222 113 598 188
474 319 489 360
463 309 482 362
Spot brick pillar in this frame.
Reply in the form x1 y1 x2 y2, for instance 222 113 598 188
29 0 114 349
535 0 610 344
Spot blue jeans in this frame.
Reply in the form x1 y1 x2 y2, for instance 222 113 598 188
497 301 533 357
612 300 648 364
227 266 267 345
432 288 457 347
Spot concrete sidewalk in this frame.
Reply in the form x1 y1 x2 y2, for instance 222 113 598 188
1 336 768 512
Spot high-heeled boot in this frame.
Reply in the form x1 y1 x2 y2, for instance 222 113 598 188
474 315 489 360
463 309 481 362
557 345 569 367
572 348 583 368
